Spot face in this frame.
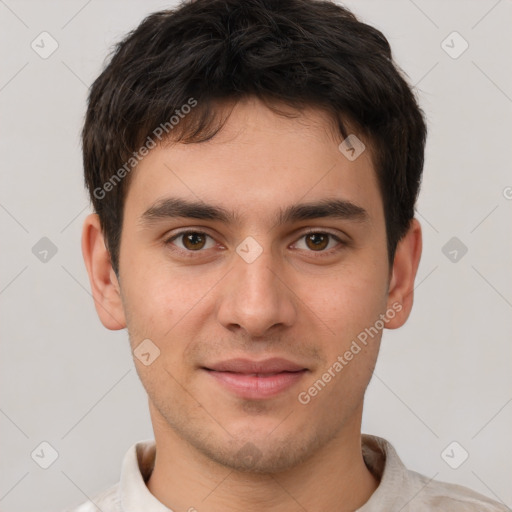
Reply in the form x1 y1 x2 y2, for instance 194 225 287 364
96 98 407 473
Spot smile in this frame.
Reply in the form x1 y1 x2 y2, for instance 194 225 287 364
202 367 309 400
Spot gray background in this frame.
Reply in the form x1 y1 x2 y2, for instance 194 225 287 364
1 0 511 510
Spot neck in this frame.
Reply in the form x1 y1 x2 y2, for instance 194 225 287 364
146 402 378 512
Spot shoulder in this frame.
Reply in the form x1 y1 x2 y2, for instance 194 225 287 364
62 482 121 512
403 468 509 511
361 435 508 512
61 439 156 512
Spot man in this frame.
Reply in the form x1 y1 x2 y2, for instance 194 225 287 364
71 0 507 510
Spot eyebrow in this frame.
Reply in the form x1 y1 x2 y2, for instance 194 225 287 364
140 197 369 227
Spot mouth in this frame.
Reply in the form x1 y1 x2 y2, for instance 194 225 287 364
201 358 309 400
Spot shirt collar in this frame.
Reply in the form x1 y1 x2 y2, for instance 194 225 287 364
358 434 405 510
120 439 172 512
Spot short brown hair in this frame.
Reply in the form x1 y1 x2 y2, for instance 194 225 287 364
82 0 427 274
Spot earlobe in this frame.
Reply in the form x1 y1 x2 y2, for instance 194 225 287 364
385 218 422 329
81 213 126 330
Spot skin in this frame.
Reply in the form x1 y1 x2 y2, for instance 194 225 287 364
82 97 422 511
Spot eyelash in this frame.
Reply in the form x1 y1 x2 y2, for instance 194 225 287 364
164 229 346 258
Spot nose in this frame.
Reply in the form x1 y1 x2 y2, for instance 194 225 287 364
216 244 297 339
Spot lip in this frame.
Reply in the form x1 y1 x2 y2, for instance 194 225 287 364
204 357 307 374
202 358 309 400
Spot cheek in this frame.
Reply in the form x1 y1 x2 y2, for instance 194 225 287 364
119 256 175 342
120 257 220 359
308 262 388 338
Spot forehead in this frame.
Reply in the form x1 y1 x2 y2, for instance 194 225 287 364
124 98 383 226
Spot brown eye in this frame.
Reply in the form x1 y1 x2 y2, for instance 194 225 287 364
167 231 215 252
305 233 329 251
182 232 206 250
293 231 343 254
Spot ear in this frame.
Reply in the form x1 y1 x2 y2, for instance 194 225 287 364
385 218 422 329
81 213 126 330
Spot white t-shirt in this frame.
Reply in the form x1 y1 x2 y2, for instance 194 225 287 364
65 435 508 511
